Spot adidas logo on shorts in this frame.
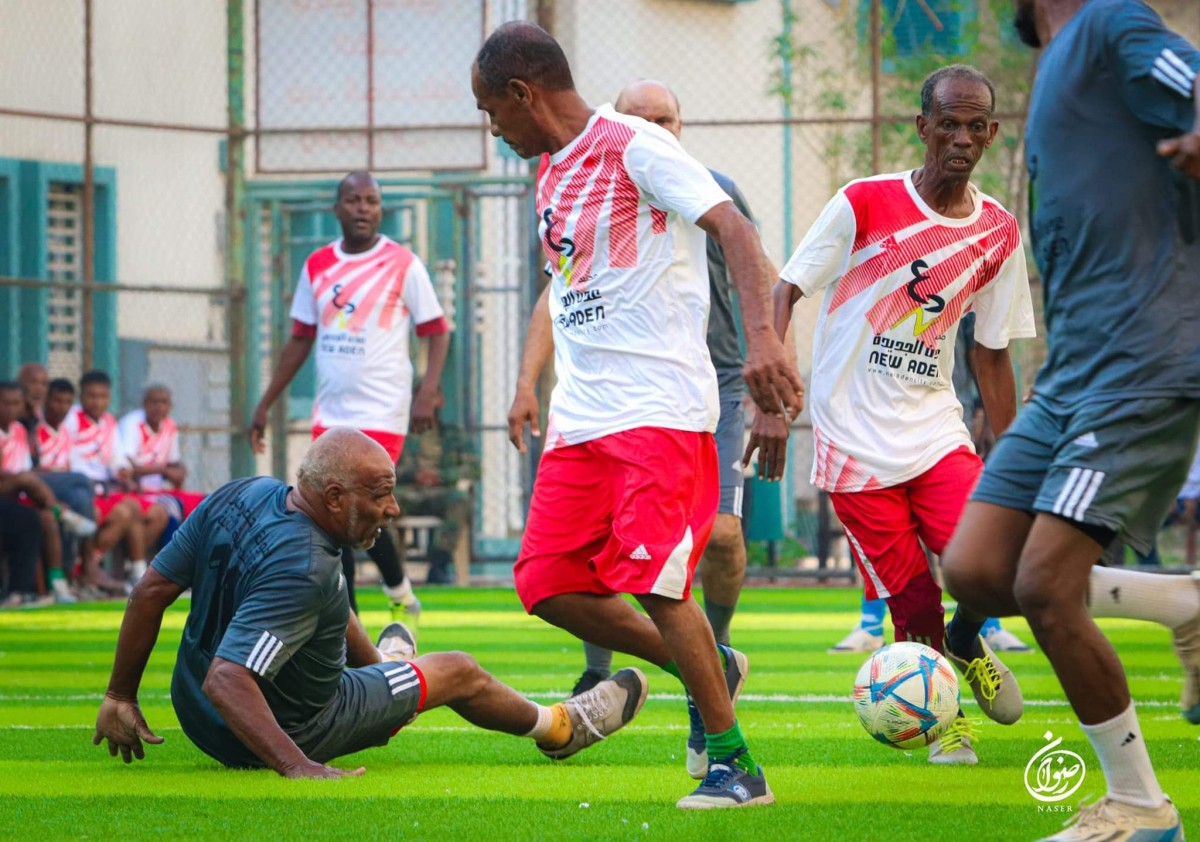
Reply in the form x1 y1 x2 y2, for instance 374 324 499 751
630 544 652 561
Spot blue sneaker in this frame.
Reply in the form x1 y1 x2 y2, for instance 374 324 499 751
676 750 774 809
686 644 749 779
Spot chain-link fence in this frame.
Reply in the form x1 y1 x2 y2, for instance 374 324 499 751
4 0 1198 571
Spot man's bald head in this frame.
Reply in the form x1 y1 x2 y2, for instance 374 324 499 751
614 79 682 140
16 362 48 411
298 428 391 494
337 171 379 201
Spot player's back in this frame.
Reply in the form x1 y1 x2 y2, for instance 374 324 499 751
1026 0 1200 405
152 475 349 765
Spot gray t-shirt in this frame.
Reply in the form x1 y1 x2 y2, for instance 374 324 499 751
1026 0 1200 407
151 476 349 766
706 169 753 394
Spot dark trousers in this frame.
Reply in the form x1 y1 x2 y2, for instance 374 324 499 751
0 498 42 594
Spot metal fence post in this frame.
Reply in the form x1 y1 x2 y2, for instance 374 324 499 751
226 0 253 479
81 0 95 373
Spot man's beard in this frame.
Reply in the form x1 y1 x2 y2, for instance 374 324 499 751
1013 3 1041 48
348 502 378 550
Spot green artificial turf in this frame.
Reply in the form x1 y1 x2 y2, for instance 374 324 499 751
0 587 1196 840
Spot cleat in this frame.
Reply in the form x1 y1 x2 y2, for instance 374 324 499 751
828 626 885 654
540 667 647 760
1172 572 1200 725
686 644 749 779
570 668 609 698
947 636 1023 725
51 579 78 605
1037 795 1183 841
983 626 1033 653
390 592 422 625
375 621 417 662
677 749 774 809
59 508 98 538
928 717 977 765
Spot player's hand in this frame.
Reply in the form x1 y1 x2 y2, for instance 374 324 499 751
1158 131 1200 180
93 694 164 764
744 412 790 481
743 333 804 421
409 386 444 434
279 759 366 780
248 406 269 454
507 385 541 454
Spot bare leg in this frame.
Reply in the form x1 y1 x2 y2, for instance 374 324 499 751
142 504 169 555
36 508 63 575
637 594 733 734
533 593 671 666
942 501 1032 618
122 500 149 566
696 514 745 646
1013 514 1124 724
415 651 537 735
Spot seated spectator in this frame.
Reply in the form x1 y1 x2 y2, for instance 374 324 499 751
16 362 48 433
39 378 142 597
0 496 45 608
118 384 205 520
65 370 165 593
0 381 94 603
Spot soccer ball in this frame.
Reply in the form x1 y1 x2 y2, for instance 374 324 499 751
852 641 960 750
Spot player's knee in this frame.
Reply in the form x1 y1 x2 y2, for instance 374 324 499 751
705 516 744 563
431 651 488 695
1011 563 1060 632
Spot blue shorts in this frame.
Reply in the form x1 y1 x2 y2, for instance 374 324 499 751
714 388 745 518
972 396 1200 554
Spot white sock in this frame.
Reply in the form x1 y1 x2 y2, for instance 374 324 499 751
383 577 413 604
51 577 72 596
130 560 148 581
1089 567 1200 629
523 702 554 741
1080 702 1164 808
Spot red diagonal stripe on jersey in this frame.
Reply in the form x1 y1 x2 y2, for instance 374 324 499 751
537 119 607 211
347 258 404 333
864 218 1018 349
538 135 606 267
563 130 629 281
305 246 340 297
847 180 928 251
319 261 388 327
650 206 667 234
606 126 641 268
376 254 414 331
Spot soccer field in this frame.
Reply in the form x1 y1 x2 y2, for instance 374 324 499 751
1 587 1195 841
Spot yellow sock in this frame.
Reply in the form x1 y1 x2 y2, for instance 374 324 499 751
533 703 573 748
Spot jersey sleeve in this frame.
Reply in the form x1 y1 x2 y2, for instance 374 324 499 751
1102 1 1200 133
623 128 731 225
288 263 318 326
969 238 1037 350
779 191 857 297
401 256 448 336
149 500 208 588
214 567 327 681
116 414 140 464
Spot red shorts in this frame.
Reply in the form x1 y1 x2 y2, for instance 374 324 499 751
312 425 405 464
514 427 719 612
94 492 160 521
832 446 982 601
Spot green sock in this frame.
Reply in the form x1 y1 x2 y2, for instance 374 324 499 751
705 720 757 775
48 569 64 584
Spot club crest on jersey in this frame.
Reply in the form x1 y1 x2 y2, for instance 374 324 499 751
331 283 357 329
542 207 577 286
891 259 946 337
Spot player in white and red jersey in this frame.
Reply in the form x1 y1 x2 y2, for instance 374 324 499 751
762 67 1034 764
250 171 451 624
65 370 164 594
119 385 205 521
475 22 802 809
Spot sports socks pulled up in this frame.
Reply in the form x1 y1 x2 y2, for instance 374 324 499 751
705 721 757 775
1081 701 1165 809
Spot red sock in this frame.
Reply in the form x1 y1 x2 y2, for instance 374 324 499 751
885 568 946 654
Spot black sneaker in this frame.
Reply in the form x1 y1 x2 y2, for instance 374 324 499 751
686 644 749 779
676 749 774 809
570 668 610 697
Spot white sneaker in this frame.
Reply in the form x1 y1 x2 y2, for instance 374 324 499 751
983 626 1033 653
828 627 884 654
947 637 1023 725
59 508 97 538
51 578 78 605
927 717 978 765
539 667 648 760
1173 573 1200 724
1038 796 1183 841
375 621 418 662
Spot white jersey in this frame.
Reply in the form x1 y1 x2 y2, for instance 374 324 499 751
536 104 729 447
63 406 126 484
0 423 33 473
290 235 448 435
118 409 181 492
781 171 1036 492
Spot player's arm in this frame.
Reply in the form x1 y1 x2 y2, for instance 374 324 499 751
345 611 383 668
93 567 185 763
250 325 316 453
406 260 453 434
162 461 187 488
1158 74 1200 179
508 284 553 454
202 657 364 779
969 345 1018 438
